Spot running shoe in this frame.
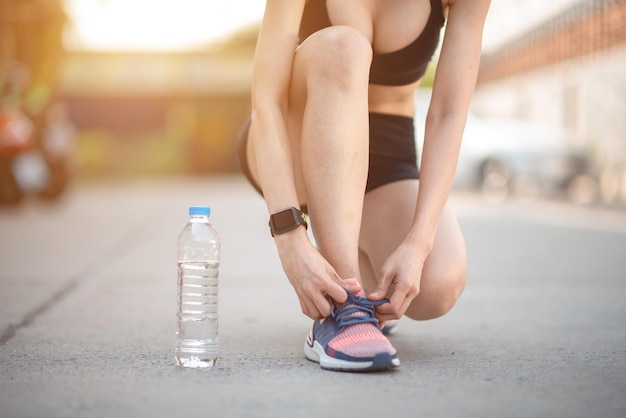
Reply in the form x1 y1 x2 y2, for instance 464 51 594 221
381 319 400 336
304 291 400 372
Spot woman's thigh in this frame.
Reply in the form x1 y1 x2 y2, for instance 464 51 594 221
359 179 467 320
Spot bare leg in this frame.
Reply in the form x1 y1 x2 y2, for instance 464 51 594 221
247 26 373 282
359 180 467 320
296 28 372 280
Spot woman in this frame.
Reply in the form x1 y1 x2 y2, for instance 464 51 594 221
237 0 491 372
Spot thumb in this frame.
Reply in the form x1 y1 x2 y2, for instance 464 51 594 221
341 277 363 295
369 271 392 300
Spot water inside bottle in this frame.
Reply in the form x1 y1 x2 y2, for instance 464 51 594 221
176 260 219 368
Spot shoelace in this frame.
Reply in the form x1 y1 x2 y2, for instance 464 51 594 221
331 292 390 332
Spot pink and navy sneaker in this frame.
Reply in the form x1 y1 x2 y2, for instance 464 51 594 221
381 319 400 336
304 291 400 372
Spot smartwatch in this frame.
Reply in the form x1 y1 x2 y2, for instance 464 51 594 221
269 207 308 237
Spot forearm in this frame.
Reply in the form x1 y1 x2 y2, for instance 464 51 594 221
407 0 490 251
250 0 306 217
250 106 301 212
407 112 466 251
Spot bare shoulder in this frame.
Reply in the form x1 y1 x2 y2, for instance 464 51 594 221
443 0 490 6
442 0 490 29
444 0 491 13
264 0 306 12
259 0 307 37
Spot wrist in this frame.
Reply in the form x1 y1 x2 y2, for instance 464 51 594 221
269 206 308 237
405 226 435 255
274 226 310 252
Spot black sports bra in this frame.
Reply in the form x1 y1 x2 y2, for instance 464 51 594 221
299 0 445 86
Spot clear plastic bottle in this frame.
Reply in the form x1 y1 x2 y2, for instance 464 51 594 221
176 206 220 368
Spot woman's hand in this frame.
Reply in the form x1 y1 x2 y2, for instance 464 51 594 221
368 239 430 320
275 230 348 319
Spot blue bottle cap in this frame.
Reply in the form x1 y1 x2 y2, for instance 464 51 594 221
189 206 211 216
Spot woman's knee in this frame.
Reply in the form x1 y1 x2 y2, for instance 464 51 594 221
303 26 372 87
405 256 467 320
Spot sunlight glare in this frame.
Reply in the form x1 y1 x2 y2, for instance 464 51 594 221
65 0 265 51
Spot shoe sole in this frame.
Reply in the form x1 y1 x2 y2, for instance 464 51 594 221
304 340 400 372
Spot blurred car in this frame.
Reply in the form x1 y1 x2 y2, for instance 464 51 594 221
414 89 591 202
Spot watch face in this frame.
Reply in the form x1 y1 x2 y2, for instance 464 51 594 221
273 208 298 230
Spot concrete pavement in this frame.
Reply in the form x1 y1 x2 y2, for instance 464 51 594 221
1 175 625 418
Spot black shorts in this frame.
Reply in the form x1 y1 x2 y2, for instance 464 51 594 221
367 112 420 191
236 112 419 197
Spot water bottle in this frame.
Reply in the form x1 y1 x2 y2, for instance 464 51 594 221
176 205 220 368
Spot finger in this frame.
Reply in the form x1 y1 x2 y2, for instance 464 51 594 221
390 284 407 309
397 295 413 319
374 299 395 319
312 294 334 318
369 270 393 300
376 308 401 322
374 298 396 321
326 280 348 305
375 284 408 319
300 294 323 320
341 277 363 295
377 291 414 321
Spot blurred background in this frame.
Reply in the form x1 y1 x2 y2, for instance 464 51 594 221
0 0 624 208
